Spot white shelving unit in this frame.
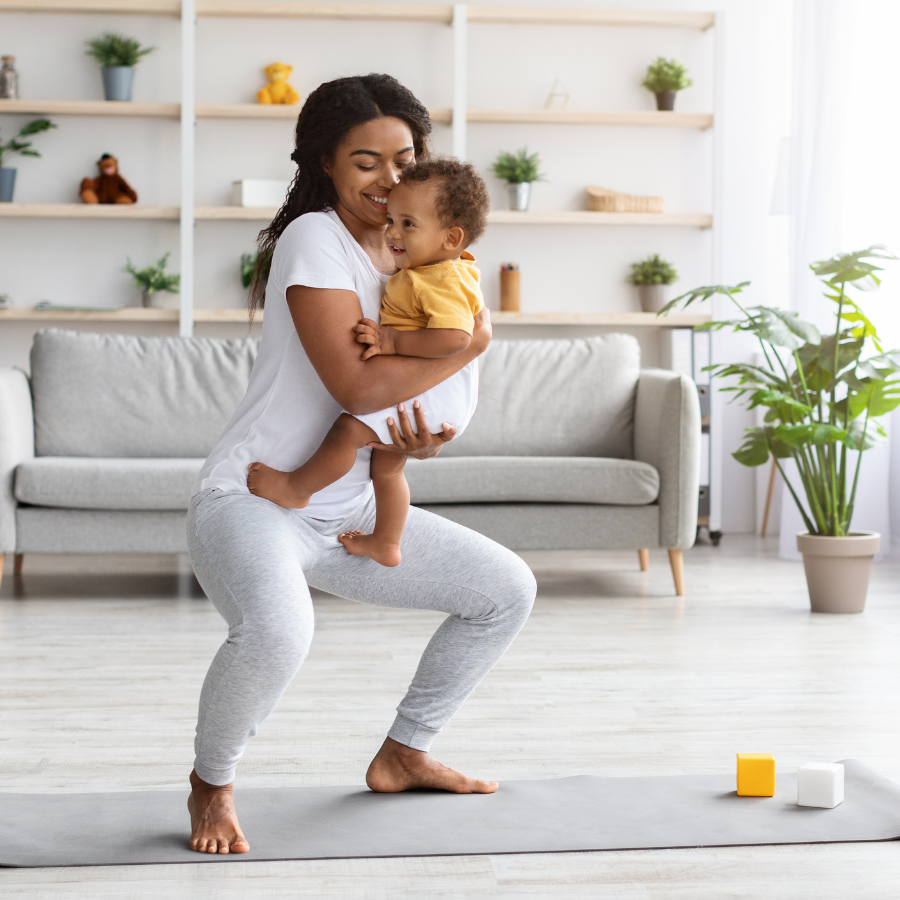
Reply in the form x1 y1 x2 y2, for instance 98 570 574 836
0 0 723 533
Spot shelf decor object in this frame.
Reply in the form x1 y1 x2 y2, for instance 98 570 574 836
79 154 138 204
499 263 520 312
0 55 18 99
124 251 180 307
627 253 678 313
491 147 547 211
231 179 288 207
641 57 693 112
0 117 56 202
256 62 300 105
85 32 155 101
585 186 663 213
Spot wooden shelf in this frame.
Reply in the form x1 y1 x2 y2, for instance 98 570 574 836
0 0 179 14
466 7 715 29
0 101 704 129
0 0 714 29
0 205 712 227
468 109 713 129
0 99 180 117
489 211 713 228
0 203 179 219
0 307 709 327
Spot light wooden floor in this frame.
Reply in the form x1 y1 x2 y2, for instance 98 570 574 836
1 536 898 899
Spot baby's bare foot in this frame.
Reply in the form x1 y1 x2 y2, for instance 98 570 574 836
366 737 498 794
339 530 402 567
187 770 250 855
247 462 310 509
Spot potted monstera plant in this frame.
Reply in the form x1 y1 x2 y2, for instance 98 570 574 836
661 246 899 613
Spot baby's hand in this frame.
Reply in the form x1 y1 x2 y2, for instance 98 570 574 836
355 318 397 360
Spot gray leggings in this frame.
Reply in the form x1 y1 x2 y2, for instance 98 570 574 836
186 488 536 786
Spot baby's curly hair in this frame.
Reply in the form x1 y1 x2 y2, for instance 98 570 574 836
399 157 490 246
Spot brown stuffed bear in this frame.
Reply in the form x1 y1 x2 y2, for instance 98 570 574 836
80 154 138 204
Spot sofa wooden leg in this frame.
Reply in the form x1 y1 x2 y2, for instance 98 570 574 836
638 549 649 571
667 549 685 596
0 553 5 592
13 553 23 576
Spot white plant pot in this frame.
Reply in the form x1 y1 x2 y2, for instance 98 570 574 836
637 283 670 313
796 531 880 613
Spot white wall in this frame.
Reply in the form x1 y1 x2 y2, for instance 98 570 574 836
0 0 793 533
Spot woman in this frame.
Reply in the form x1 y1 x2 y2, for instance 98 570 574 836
186 74 536 855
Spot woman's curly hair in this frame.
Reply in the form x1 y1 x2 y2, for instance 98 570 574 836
399 157 490 246
250 74 432 312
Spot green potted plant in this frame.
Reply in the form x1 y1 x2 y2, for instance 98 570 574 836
491 147 547 211
0 118 56 202
124 252 180 307
85 32 155 102
627 254 678 312
641 57 692 111
661 246 899 613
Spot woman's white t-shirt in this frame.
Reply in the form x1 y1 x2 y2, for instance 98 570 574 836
193 210 388 519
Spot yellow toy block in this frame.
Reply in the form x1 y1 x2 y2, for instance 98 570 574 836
736 753 775 797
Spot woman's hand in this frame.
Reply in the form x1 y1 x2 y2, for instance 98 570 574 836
366 400 457 459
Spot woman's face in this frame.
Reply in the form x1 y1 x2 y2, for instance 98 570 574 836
324 116 416 229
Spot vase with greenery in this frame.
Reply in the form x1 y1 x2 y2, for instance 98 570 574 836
641 57 692 111
85 32 155 102
661 246 899 612
0 118 56 202
628 254 678 313
125 253 180 307
491 147 547 211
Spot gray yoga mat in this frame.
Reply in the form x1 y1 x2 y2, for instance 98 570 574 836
1 759 898 868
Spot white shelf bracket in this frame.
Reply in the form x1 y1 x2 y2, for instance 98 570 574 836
452 4 467 160
179 0 196 338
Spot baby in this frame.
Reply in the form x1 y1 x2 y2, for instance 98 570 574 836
247 157 490 567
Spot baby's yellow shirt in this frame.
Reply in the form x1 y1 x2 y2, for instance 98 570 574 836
379 251 484 334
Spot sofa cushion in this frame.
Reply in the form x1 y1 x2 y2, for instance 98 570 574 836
406 456 659 505
15 457 204 510
30 329 259 458
441 334 640 460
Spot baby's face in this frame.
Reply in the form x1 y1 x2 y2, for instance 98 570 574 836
384 181 460 269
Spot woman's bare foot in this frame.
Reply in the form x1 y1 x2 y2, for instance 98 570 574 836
247 462 310 509
187 769 250 855
339 530 402 567
365 737 498 794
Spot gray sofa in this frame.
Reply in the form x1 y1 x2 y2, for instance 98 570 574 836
0 328 700 594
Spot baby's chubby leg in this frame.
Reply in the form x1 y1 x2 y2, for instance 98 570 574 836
339 450 408 568
248 413 377 509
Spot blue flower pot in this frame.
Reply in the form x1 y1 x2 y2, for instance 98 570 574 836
102 66 135 102
0 167 16 202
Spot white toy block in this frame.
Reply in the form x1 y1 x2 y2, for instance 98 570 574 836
797 762 844 808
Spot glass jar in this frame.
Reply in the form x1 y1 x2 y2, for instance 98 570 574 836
1 56 19 100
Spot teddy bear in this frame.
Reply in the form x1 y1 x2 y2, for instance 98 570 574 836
257 63 300 105
80 154 138 204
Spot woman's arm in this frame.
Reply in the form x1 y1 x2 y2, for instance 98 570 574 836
287 285 490 416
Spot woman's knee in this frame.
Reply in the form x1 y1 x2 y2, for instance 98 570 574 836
494 551 537 627
242 605 315 675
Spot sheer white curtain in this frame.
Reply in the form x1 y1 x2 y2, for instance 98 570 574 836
778 0 900 557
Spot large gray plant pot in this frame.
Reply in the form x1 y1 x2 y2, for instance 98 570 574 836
102 66 135 101
0 167 16 202
797 531 880 613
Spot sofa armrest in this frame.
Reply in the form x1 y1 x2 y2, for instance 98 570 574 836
0 368 34 553
634 368 701 549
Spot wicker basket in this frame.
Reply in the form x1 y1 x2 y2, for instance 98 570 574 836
585 186 664 213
